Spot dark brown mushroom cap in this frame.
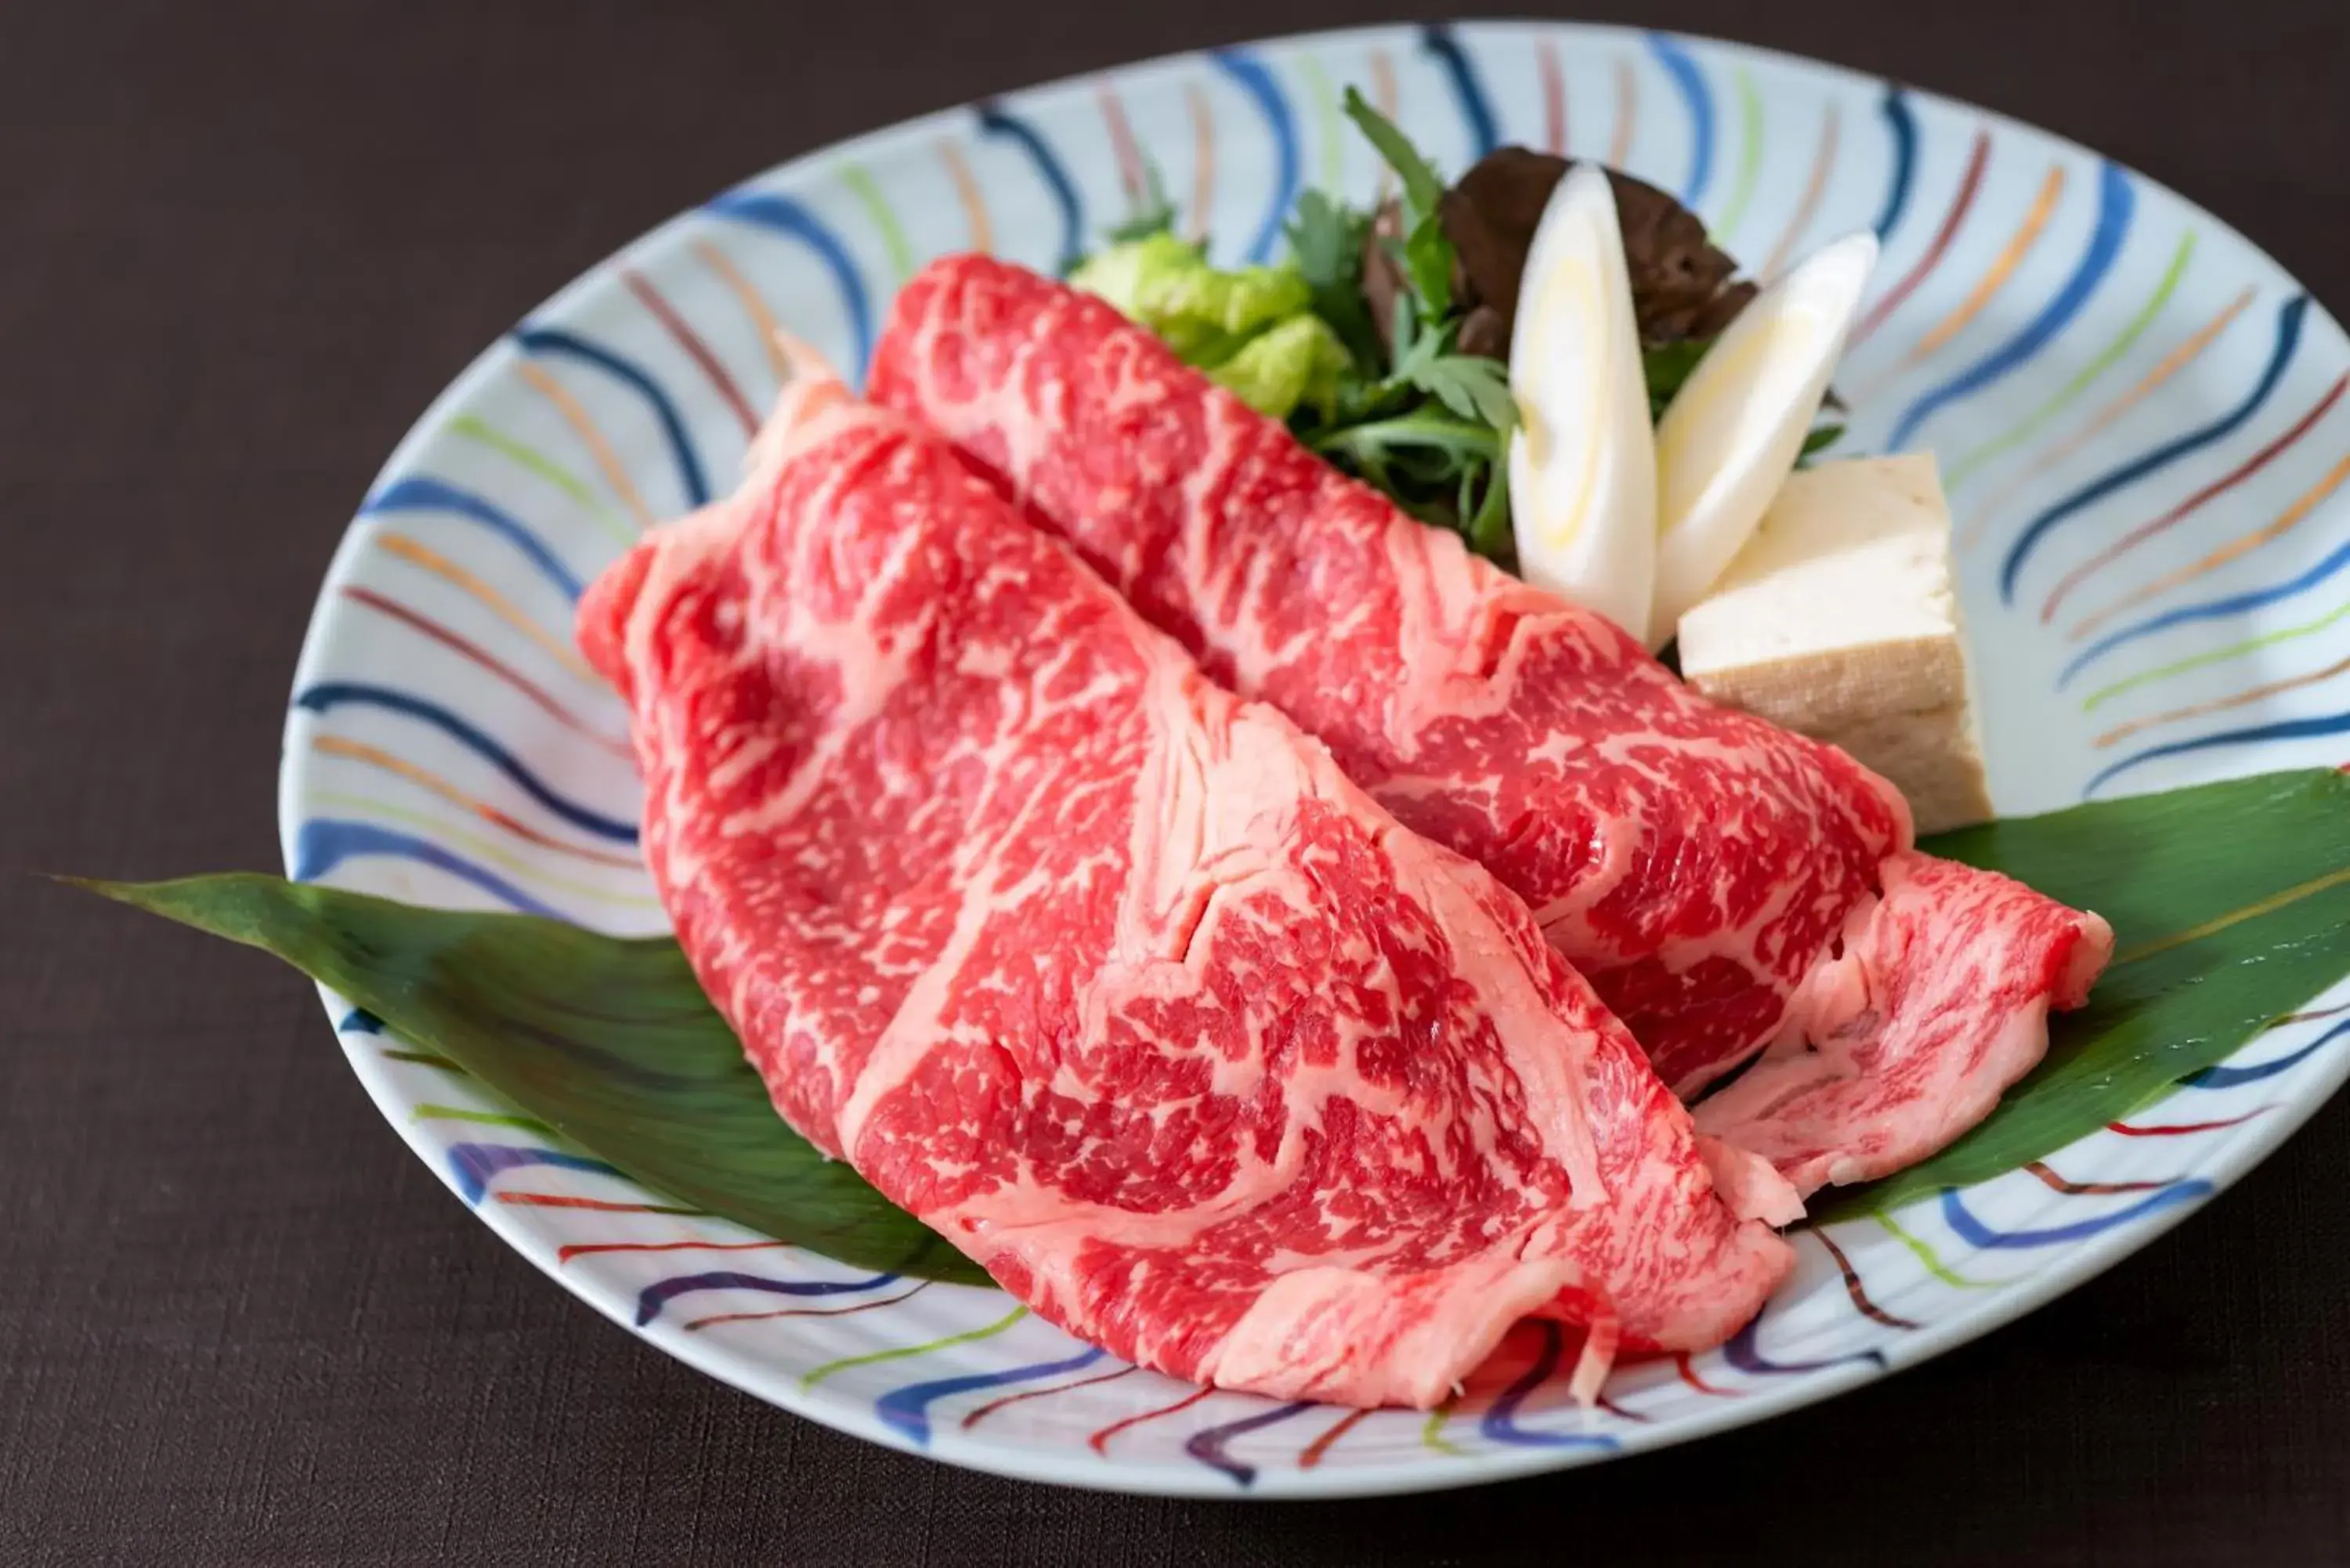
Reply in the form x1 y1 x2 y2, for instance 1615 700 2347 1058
1437 146 1755 351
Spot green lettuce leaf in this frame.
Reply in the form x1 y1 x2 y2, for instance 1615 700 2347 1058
1207 313 1352 420
1068 233 1311 367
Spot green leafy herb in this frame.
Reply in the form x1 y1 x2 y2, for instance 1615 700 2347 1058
1283 189 1379 371
78 873 987 1284
1271 100 1520 547
1390 333 1517 432
1341 87 1444 223
1811 767 2350 1222
1339 89 1460 341
1642 338 1715 421
1303 309 1514 540
1285 189 1362 292
1394 219 1455 325
1298 377 1512 540
1462 445 1514 559
1796 423 1846 468
1308 406 1503 466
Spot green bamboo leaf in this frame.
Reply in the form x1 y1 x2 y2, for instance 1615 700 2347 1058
75 873 989 1285
1810 767 2350 1220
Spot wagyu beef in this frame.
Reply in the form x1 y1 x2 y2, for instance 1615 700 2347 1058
576 367 1791 1408
1690 854 2108 1192
868 255 2113 1194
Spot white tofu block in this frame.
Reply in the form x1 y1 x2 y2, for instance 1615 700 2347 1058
1676 453 1994 833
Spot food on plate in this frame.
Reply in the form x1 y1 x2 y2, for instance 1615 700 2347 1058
1649 233 1878 645
1203 313 1354 421
92 51 2350 1447
1068 233 1349 419
1679 454 1994 834
569 91 2109 1393
867 254 2113 1195
1690 854 2106 1190
1068 230 1309 364
1076 92 1820 569
1271 92 1520 558
574 356 1791 1409
1069 99 1859 645
1437 144 1757 355
1504 163 1658 643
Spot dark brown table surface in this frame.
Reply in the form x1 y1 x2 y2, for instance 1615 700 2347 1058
6 0 2350 1563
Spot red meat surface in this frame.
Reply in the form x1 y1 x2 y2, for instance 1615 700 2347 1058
1690 853 2110 1190
577 370 1791 1408
868 255 2113 1194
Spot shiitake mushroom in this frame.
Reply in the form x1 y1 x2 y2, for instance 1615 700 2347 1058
1443 146 1756 350
1357 146 1759 364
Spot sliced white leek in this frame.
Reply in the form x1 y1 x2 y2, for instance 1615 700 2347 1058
1506 164 1657 646
1648 231 1879 649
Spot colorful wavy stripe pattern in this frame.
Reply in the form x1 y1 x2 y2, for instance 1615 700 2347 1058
286 23 2350 1491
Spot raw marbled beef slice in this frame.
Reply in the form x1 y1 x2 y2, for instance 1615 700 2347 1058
577 370 1791 1408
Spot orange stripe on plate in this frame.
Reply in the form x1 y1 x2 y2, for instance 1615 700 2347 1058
1186 83 1216 244
1089 1386 1213 1455
1538 38 1567 155
1608 55 1637 168
495 1193 707 1215
1849 127 1991 349
338 585 627 753
1675 1351 1736 1396
622 267 758 435
310 735 644 868
559 1239 792 1265
1813 1227 1921 1330
685 1283 931 1332
2068 449 2350 641
1911 162 2066 360
1760 103 1841 281
1960 286 2254 550
1299 1407 1374 1469
1371 50 1401 206
2092 652 2350 750
1097 81 1148 201
693 239 792 389
2041 375 2348 626
962 1365 1137 1431
515 360 656 530
938 139 992 254
2023 1159 2171 1196
371 531 598 683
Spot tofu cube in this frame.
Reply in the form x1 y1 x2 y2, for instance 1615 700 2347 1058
1676 453 1994 833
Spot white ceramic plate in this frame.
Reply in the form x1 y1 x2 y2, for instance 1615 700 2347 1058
280 21 2350 1498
